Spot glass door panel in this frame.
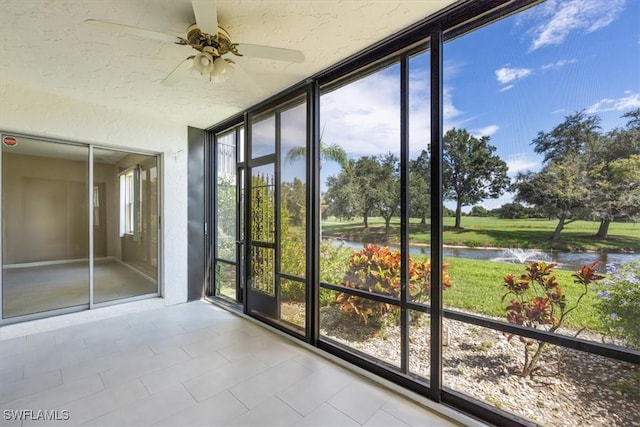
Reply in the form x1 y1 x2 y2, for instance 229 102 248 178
214 129 239 301
92 148 158 303
2 136 89 318
251 116 276 159
247 162 277 317
278 101 307 333
237 165 245 302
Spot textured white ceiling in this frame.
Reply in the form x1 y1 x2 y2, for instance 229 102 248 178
0 0 455 129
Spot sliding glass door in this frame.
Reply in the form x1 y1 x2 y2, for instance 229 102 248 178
1 134 160 322
2 137 89 318
92 149 159 303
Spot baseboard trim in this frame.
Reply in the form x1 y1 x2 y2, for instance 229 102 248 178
3 257 111 269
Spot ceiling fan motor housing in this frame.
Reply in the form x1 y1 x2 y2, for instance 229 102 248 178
186 23 234 57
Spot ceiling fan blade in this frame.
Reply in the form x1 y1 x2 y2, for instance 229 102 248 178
232 62 266 96
191 0 218 35
235 44 305 63
84 19 180 44
161 57 195 86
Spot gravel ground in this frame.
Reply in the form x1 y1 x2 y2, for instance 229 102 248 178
313 306 640 427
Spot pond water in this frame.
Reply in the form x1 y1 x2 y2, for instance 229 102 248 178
327 239 639 271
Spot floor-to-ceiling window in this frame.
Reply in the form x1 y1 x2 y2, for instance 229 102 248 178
1 134 161 322
208 1 639 424
319 60 403 367
439 2 640 423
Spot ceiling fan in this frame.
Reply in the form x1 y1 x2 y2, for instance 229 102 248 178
85 0 305 86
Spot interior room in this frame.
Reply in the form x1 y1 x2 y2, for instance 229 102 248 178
1 1 638 426
2 138 159 318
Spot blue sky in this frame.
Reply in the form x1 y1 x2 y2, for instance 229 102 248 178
317 0 640 211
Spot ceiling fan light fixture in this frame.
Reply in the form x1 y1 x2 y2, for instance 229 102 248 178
193 51 215 75
211 57 234 82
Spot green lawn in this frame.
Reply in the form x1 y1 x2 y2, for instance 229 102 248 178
321 216 640 252
443 257 600 331
316 242 606 332
314 216 638 335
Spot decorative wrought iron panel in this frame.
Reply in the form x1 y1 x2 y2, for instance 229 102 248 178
249 245 274 296
249 164 276 296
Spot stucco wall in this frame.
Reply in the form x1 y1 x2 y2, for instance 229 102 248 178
0 81 189 305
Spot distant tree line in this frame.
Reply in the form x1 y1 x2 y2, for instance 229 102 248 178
322 127 512 232
311 109 640 241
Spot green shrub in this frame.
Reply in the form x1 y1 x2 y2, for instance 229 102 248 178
595 260 640 350
320 240 352 285
337 244 451 324
280 232 306 302
279 239 352 304
501 261 604 376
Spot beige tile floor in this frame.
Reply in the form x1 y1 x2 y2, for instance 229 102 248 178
0 300 483 426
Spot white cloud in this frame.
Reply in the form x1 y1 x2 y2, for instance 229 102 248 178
586 91 640 113
321 70 401 156
495 59 575 92
443 59 463 80
527 0 625 51
281 102 307 151
442 87 465 129
495 67 532 85
540 59 576 71
321 66 471 157
506 153 541 176
472 125 500 138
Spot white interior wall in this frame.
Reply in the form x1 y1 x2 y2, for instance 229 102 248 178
0 81 189 306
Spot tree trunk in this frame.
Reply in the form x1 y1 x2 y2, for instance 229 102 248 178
595 218 611 239
384 216 391 235
455 202 463 229
420 215 426 225
363 212 369 229
551 215 566 241
522 342 547 377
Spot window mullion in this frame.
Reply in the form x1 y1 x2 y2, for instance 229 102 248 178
429 25 444 403
400 55 410 374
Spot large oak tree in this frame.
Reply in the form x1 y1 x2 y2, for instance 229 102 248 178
515 110 640 241
324 154 399 234
442 128 510 229
587 109 640 238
